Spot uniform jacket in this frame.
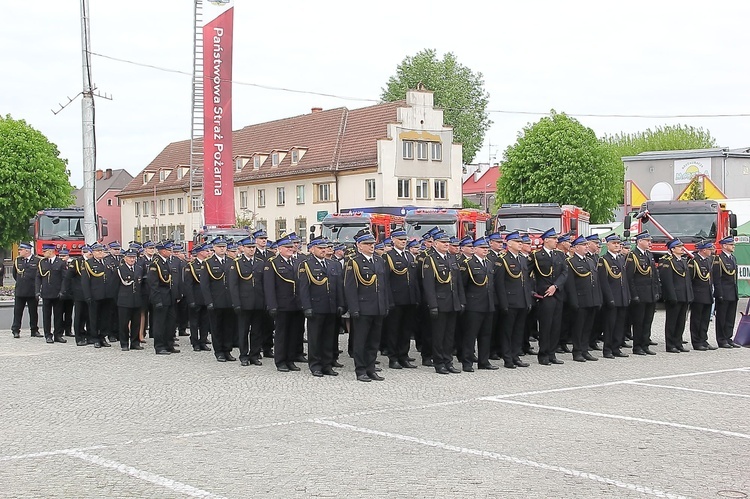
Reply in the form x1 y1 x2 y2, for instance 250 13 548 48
35 256 65 299
530 248 568 300
383 249 420 306
688 254 713 305
263 255 301 312
138 256 154 303
712 251 739 302
228 255 265 310
421 252 465 313
626 248 661 303
116 261 143 308
598 252 630 307
147 256 175 308
658 254 693 303
344 252 391 316
494 251 532 310
82 258 109 302
199 254 232 308
298 257 343 314
103 254 121 299
13 255 39 297
167 257 184 300
183 259 207 307
461 255 495 313
62 257 86 301
565 254 602 309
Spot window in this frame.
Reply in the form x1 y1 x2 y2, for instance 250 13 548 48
275 218 287 239
235 158 244 171
415 179 429 199
315 183 331 202
403 141 414 160
107 199 113 206
151 201 156 216
159 226 167 240
143 201 149 216
295 218 307 241
159 170 168 182
117 198 121 207
291 149 299 164
177 167 184 180
434 180 447 200
271 152 279 166
239 191 248 209
431 143 442 161
134 202 140 217
277 187 285 206
256 218 267 231
296 185 305 204
168 198 175 215
365 179 376 200
159 200 166 215
257 189 266 208
397 179 411 198
253 156 261 169
177 197 184 214
417 142 428 160
191 195 201 212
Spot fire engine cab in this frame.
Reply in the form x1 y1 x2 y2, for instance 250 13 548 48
495 203 590 245
319 212 404 245
404 208 491 240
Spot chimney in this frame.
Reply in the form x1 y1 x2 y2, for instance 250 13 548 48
95 169 103 180
311 107 323 114
105 168 113 179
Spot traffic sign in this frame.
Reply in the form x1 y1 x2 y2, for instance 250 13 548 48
316 210 328 222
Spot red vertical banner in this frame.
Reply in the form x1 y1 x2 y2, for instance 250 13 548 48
203 1 234 226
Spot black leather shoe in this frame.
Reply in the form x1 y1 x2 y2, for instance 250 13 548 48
240 360 250 367
666 347 680 353
677 346 689 353
223 353 235 361
422 358 434 367
357 374 371 382
514 359 530 367
538 358 551 366
478 363 499 370
407 356 416 362
12 332 20 338
250 358 262 366
100 338 111 347
389 361 403 369
311 370 324 377
287 362 301 371
706 344 718 350
295 355 308 363
399 361 417 369
632 348 647 356
121 346 129 351
603 352 615 359
719 343 733 349
130 344 144 350
332 360 344 368
64 332 75 337
549 358 564 365
557 345 572 353
643 348 657 355
463 365 474 372
199 344 212 351
277 365 289 372
622 342 632 348
589 343 602 351
447 365 461 374
31 331 43 338
322 369 339 376
582 352 598 361
93 341 101 348
263 349 273 358
108 335 118 343
76 340 87 346
54 336 67 343
613 351 629 358
525 348 537 355
368 372 385 381
730 341 742 348
435 366 450 374
216 354 227 362
648 340 658 346
168 347 180 354
572 354 586 362
693 345 708 351
489 353 502 360
193 346 202 352
155 349 171 355
45 337 54 344
504 361 517 368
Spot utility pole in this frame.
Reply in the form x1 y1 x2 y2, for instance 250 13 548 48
80 0 97 244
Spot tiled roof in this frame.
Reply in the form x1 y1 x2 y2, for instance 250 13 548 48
73 169 134 205
462 166 500 195
119 100 407 197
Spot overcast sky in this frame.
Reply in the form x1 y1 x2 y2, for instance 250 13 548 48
3 1 749 188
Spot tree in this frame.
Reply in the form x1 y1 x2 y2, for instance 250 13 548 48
0 115 73 247
462 197 481 209
497 111 622 224
381 49 491 164
684 176 707 200
603 124 717 160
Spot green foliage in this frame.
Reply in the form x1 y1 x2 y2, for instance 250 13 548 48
462 197 481 209
381 49 491 164
684 176 707 200
234 211 254 229
0 115 73 247
497 111 622 224
603 124 717 160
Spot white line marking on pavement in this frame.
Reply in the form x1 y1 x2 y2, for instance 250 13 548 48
313 419 690 499
627 381 750 399
487 399 750 440
64 450 228 499
0 445 108 462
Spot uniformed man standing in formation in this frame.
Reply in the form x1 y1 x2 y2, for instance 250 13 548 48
626 231 660 356
229 237 265 366
184 244 211 352
659 238 693 353
11 243 41 339
201 238 235 362
713 236 742 348
688 240 717 350
117 248 143 351
35 243 66 344
82 243 112 348
565 236 603 362
148 241 178 355
598 234 631 357
460 237 495 371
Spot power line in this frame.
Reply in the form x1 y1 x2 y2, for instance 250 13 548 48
90 51 750 119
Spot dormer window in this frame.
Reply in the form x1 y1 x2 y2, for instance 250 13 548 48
159 170 170 182
253 156 261 169
143 172 154 184
271 152 280 167
291 149 299 165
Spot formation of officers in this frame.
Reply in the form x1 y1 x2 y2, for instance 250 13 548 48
10 224 743 382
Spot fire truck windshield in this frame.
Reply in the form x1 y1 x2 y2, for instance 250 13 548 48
497 217 561 233
322 223 369 243
641 213 717 242
405 221 457 239
38 215 84 239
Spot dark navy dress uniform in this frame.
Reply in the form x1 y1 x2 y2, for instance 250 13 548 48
626 240 661 353
598 251 631 356
11 251 40 338
263 253 303 370
36 254 66 342
494 248 533 368
712 245 740 347
82 255 111 346
148 254 177 354
461 252 495 370
63 256 89 344
228 253 265 363
382 245 420 367
116 259 143 349
565 248 603 360
659 245 693 352
530 243 569 365
688 245 714 349
184 258 210 350
200 253 235 361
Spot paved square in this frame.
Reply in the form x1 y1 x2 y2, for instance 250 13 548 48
1 307 749 498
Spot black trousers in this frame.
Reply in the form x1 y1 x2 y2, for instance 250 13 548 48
176 298 189 333
522 304 538 355
42 297 63 339
665 301 689 350
715 299 738 346
559 303 573 346
61 299 74 335
152 303 175 352
273 310 303 367
502 307 528 364
537 296 563 361
208 307 234 357
630 301 656 351
589 307 604 346
430 311 457 368
462 310 493 367
118 306 141 347
489 310 502 357
384 304 413 363
11 296 39 334
189 305 210 347
73 300 89 342
88 299 108 340
352 314 384 376
690 301 713 347
237 309 263 361
307 313 336 372
602 305 627 355
571 306 596 356
261 310 275 355
104 298 119 339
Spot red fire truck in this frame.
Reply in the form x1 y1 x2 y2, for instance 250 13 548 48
318 212 405 245
192 226 251 251
28 208 108 256
623 200 737 257
403 208 492 240
494 203 590 245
